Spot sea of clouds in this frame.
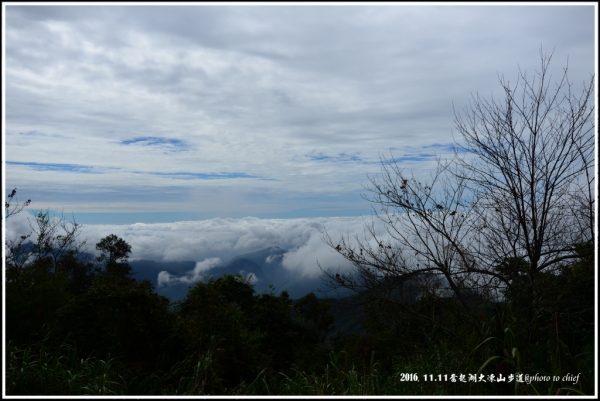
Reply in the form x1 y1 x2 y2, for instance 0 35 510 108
5 212 395 279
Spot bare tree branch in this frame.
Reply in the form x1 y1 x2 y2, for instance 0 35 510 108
321 49 595 342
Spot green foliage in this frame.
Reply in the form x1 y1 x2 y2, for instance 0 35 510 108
6 335 126 395
294 292 335 341
5 255 71 346
174 274 262 389
5 209 100 341
53 235 173 368
57 276 173 367
95 233 134 282
173 274 330 392
4 210 86 346
96 234 132 264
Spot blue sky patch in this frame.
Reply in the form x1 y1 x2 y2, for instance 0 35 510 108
307 152 364 163
389 155 434 163
121 136 187 148
337 153 363 162
422 143 454 151
421 143 469 154
6 161 100 173
19 130 47 137
148 171 261 180
17 130 68 139
307 153 331 161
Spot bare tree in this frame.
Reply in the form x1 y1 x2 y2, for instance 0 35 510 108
322 50 595 341
5 188 31 220
4 188 33 273
5 202 89 289
27 211 89 273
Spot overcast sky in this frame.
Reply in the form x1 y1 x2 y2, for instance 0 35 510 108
4 4 595 219
2 4 596 273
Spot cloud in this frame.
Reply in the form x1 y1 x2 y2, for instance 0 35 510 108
157 257 221 287
5 5 594 219
4 214 387 278
7 210 412 281
4 210 33 242
266 254 282 264
281 229 349 279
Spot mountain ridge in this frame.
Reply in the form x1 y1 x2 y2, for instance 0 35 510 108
129 246 328 301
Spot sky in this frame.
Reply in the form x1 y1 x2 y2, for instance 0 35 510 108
2 4 597 275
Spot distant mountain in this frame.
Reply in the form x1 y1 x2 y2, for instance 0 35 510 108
130 260 196 283
129 246 329 301
230 246 286 277
201 257 268 291
228 246 296 292
219 257 265 277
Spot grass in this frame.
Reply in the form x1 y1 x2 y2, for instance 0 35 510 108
6 331 594 396
6 334 125 395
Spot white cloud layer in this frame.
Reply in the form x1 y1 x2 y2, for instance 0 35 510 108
5 213 386 278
